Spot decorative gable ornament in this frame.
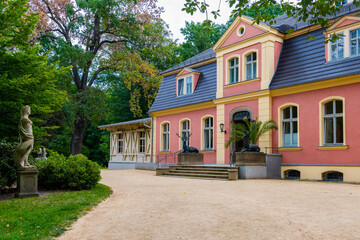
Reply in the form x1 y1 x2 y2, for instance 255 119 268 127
326 15 360 33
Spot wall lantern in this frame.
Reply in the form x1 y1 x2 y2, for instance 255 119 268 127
219 123 226 134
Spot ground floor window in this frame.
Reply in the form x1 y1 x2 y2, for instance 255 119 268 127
204 117 213 149
181 120 190 148
284 170 300 180
323 100 343 145
322 171 343 182
282 106 298 146
162 123 170 151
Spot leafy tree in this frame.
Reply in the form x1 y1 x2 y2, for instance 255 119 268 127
177 21 227 60
30 0 165 154
183 0 360 38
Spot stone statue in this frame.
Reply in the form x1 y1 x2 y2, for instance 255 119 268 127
13 105 36 170
176 133 199 153
35 148 47 161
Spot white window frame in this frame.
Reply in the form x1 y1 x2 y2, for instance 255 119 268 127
282 106 298 147
203 117 214 150
162 123 170 151
350 28 360 56
186 76 193 94
330 33 344 60
118 133 123 153
246 52 257 80
229 58 239 84
139 131 145 153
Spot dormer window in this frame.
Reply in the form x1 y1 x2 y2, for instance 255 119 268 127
229 58 239 83
178 76 193 96
186 76 193 94
330 33 344 60
178 78 184 96
350 29 360 56
176 68 201 96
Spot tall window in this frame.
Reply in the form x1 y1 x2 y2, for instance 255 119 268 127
330 33 344 60
204 117 214 149
186 76 193 94
229 58 239 83
282 106 298 146
181 120 190 148
178 78 184 96
324 100 343 145
139 131 145 153
162 123 170 151
350 29 360 56
118 133 123 153
246 52 257 80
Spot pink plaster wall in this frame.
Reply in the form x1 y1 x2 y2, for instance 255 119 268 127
274 41 282 71
220 21 266 49
223 99 259 164
272 83 360 165
337 19 359 28
222 43 262 97
156 107 217 164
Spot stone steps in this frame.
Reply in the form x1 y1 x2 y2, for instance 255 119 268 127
163 172 229 179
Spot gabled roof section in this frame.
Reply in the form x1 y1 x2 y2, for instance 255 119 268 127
326 15 360 31
176 68 201 77
213 15 279 51
99 118 151 130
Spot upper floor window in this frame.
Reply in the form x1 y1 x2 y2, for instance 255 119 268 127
324 100 343 145
178 76 193 96
330 33 344 60
139 131 145 153
162 123 170 151
204 117 214 149
282 106 298 147
118 133 123 153
181 120 190 148
246 52 257 80
229 58 239 84
337 0 347 5
350 29 360 56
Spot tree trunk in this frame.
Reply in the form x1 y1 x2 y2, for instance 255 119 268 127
70 112 85 155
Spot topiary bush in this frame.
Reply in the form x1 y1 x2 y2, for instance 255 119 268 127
0 140 17 190
36 152 101 190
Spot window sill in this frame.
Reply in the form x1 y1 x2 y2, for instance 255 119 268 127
278 147 302 151
317 145 349 150
200 149 216 153
159 151 170 154
224 78 260 88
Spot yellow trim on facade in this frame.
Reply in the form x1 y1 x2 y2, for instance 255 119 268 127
162 58 216 77
150 101 215 117
317 145 349 150
216 104 225 164
152 117 156 162
284 25 323 39
258 95 272 151
160 121 170 152
225 54 241 85
178 118 191 151
271 74 360 97
278 147 302 151
242 49 259 82
200 114 215 152
224 78 260 88
214 89 270 105
200 150 216 153
277 103 300 148
281 165 360 183
159 151 170 154
318 96 346 146
216 56 224 98
261 40 275 89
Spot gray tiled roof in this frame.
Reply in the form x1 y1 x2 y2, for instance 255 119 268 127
99 118 151 129
149 62 217 113
270 28 360 89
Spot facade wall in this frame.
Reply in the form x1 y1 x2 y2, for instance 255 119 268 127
155 107 217 164
272 83 360 166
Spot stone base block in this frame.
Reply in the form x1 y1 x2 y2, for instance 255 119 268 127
156 168 170 176
16 170 39 198
228 169 238 180
235 152 266 166
238 166 267 179
178 153 204 165
266 154 282 179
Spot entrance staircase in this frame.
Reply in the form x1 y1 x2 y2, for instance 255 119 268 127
159 165 238 180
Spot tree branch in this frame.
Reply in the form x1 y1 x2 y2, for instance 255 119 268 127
88 67 109 87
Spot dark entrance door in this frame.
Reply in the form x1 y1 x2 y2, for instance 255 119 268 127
232 111 251 152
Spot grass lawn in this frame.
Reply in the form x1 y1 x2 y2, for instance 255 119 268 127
0 183 112 240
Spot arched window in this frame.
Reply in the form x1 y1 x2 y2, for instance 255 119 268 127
246 52 257 80
282 106 298 146
229 58 239 84
323 100 343 145
204 117 214 150
162 123 170 151
284 170 300 180
181 120 190 148
322 171 343 182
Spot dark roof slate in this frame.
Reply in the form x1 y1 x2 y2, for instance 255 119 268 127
149 62 217 113
270 28 360 89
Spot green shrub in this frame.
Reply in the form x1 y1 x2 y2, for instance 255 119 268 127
0 140 17 190
36 152 101 190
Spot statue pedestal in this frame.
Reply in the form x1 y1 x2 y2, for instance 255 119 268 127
178 153 204 165
15 169 39 198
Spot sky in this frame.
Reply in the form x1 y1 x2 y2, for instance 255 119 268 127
156 0 233 43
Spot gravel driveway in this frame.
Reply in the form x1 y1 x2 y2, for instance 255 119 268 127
58 169 360 240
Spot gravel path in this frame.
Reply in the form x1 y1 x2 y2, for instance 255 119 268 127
58 170 360 240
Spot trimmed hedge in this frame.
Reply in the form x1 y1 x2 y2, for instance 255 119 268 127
35 152 101 190
0 140 17 190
